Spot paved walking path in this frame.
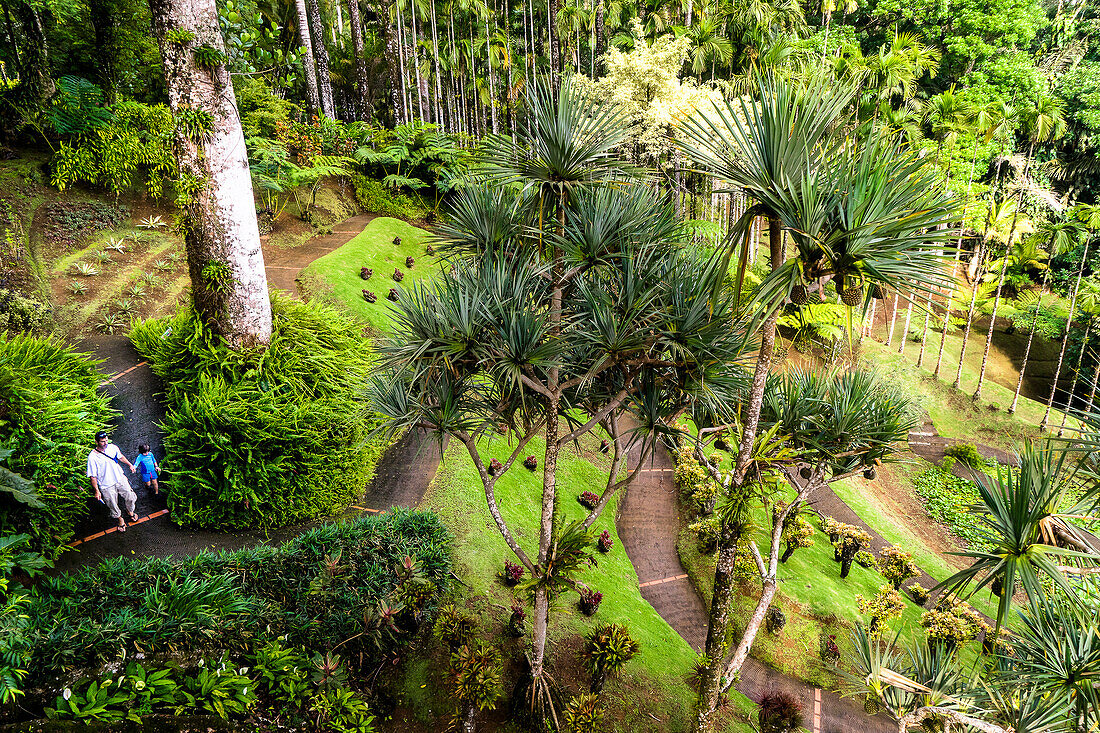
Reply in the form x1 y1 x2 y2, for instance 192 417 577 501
617 439 896 733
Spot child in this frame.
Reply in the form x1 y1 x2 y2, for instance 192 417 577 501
133 444 160 495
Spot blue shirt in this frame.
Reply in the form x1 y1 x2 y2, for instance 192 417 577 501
134 453 157 478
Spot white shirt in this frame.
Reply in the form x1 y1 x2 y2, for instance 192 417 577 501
87 444 128 487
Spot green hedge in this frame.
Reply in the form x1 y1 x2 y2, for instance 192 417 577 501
130 294 389 529
350 173 429 220
0 334 114 557
24 509 451 686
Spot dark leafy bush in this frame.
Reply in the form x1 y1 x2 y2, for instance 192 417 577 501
523 455 537 471
765 606 786 634
0 334 114 557
577 588 602 616
564 693 603 732
130 294 389 529
820 633 840 664
433 604 478 650
500 560 523 586
40 200 128 252
0 289 51 335
235 77 302 139
597 530 613 553
23 509 450 687
758 692 802 733
908 583 930 605
507 604 526 637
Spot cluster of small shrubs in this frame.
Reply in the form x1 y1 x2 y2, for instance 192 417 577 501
674 445 717 514
431 603 503 728
15 510 450 716
0 334 114 556
45 642 377 731
129 294 389 529
40 200 129 250
821 517 872 578
856 585 906 634
0 288 51 335
913 464 991 550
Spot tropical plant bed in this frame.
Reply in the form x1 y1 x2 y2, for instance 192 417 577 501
8 510 451 728
407 433 755 733
130 294 392 530
675 490 977 690
298 217 443 334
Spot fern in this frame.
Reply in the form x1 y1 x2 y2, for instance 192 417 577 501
49 76 113 138
381 173 427 190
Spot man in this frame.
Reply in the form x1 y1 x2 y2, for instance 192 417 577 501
87 430 138 532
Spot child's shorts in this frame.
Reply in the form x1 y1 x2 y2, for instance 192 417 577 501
141 468 159 482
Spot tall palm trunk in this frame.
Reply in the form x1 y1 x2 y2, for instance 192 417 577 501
485 10 498 133
430 0 444 129
1009 267 1053 413
149 0 272 348
1057 318 1092 436
294 0 323 113
306 0 336 117
1042 243 1091 431
954 240 990 390
897 298 913 353
917 292 934 367
975 141 1036 400
347 0 368 119
395 0 410 123
933 246 964 378
409 0 428 123
886 292 899 346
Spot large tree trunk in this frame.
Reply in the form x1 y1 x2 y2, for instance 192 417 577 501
12 1 53 102
429 0 443 129
306 0 336 117
149 0 272 348
347 0 368 119
294 0 323 113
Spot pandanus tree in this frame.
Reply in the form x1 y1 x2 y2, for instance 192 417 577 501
676 70 956 733
369 77 748 728
936 441 1100 633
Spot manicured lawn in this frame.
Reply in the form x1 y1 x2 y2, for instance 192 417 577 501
299 217 444 334
416 434 755 733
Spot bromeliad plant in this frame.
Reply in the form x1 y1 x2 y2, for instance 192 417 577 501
368 77 749 727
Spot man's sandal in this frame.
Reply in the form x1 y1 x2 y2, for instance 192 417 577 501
118 523 127 532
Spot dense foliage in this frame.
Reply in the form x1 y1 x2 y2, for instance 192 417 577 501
0 334 114 557
130 294 388 529
12 509 449 721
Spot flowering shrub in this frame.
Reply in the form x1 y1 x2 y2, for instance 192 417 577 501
488 458 503 476
359 267 373 280
361 290 376 303
674 445 716 514
578 588 602 616
856 585 906 634
405 256 415 268
879 546 920 590
820 633 840 664
523 455 538 471
765 606 786 634
577 491 599 510
907 583 930 605
854 549 878 570
921 597 990 651
508 604 526 637
392 268 404 282
500 561 524 587
597 530 613 553
386 288 399 301
688 516 720 553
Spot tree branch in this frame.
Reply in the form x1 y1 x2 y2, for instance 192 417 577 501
896 707 1011 733
557 383 634 447
455 430 535 571
581 414 652 529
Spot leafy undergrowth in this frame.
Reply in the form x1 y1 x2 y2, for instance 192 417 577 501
300 216 444 335
414 434 755 733
912 460 992 551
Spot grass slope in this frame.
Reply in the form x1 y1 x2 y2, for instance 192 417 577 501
300 217 443 334
862 331 1078 450
412 434 754 733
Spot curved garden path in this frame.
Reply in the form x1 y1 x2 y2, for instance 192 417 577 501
617 440 895 733
57 215 1015 731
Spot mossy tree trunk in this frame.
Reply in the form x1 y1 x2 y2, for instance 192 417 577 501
293 0 323 113
149 0 273 349
306 0 336 118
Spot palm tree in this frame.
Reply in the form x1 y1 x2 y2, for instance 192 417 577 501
952 101 1018 389
1009 219 1085 413
677 71 955 733
306 0 336 117
675 15 732 76
1055 280 1100 436
976 96 1065 400
294 0 323 113
937 441 1098 632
